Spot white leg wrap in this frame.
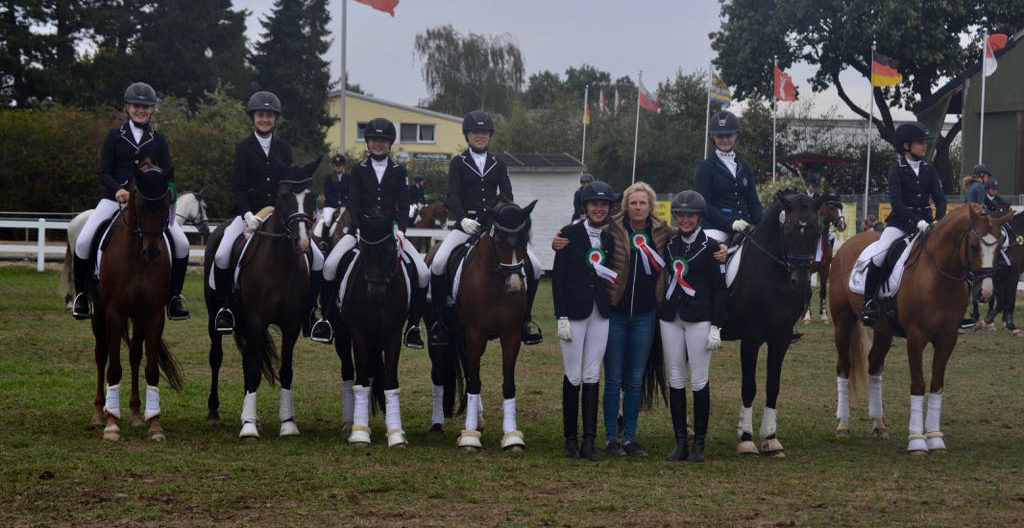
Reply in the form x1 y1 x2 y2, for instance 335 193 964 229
836 377 850 421
104 384 121 419
760 407 778 438
465 393 480 431
502 397 517 434
341 379 354 423
736 406 753 438
241 391 258 424
907 394 927 452
431 384 445 425
925 392 942 433
144 385 160 421
477 393 484 419
353 385 370 427
868 374 883 419
384 388 402 432
279 388 295 422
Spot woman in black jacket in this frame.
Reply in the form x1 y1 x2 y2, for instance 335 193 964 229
657 190 727 463
552 181 618 461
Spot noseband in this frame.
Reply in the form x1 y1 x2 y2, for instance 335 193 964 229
920 220 1002 286
488 217 529 274
743 208 817 273
359 230 401 285
123 183 169 237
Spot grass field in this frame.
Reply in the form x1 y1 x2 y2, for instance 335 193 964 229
1 265 1023 527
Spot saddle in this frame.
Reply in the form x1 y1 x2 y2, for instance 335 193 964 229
227 207 277 285
441 241 474 307
93 208 171 278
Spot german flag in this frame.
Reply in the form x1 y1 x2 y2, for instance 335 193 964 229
871 51 903 87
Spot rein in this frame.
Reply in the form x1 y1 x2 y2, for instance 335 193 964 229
122 184 169 237
740 218 815 273
917 221 1000 286
484 219 529 274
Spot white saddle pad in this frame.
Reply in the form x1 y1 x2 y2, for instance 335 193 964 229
724 242 744 288
848 236 917 298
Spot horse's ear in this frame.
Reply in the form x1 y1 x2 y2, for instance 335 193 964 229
522 200 538 216
776 191 791 209
196 188 205 198
303 155 323 177
968 203 980 222
995 209 1014 226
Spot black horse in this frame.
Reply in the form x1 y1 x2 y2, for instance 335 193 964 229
724 190 822 456
981 210 1024 334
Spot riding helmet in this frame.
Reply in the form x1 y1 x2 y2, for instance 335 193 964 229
985 179 1000 190
124 82 157 106
462 111 495 134
579 173 594 184
670 190 706 214
247 91 282 115
972 163 991 177
364 118 397 142
414 175 425 182
805 173 820 186
331 154 346 166
580 181 615 204
893 122 933 146
709 110 740 135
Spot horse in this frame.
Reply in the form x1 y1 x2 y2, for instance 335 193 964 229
804 194 847 324
429 200 538 452
334 210 410 447
724 190 823 457
411 200 449 253
979 209 1024 335
312 206 352 252
203 158 319 439
88 161 184 442
830 204 1012 453
60 189 211 309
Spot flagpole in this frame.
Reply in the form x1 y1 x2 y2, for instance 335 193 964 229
631 71 642 184
704 66 712 158
979 30 987 164
582 85 589 165
772 57 778 184
338 0 347 155
863 42 876 221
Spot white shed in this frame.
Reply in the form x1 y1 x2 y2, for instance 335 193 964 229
496 152 584 272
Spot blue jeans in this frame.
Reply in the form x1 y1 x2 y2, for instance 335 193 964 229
603 309 656 444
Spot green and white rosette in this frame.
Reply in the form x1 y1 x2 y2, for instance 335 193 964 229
665 256 696 299
631 232 665 275
586 248 619 283
392 220 410 263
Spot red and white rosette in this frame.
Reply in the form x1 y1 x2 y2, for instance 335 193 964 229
631 232 665 276
586 248 618 283
666 256 696 299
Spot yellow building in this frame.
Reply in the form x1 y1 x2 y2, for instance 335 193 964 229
325 90 465 162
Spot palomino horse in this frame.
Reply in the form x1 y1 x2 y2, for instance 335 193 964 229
90 162 184 441
336 210 410 447
204 159 319 438
804 194 847 323
979 209 1024 335
60 189 211 309
411 200 449 253
432 201 537 452
830 204 1011 453
725 190 822 456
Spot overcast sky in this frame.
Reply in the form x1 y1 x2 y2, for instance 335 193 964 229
232 0 914 120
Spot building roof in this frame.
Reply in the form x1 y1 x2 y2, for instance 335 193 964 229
494 152 584 171
914 28 1024 115
328 90 463 123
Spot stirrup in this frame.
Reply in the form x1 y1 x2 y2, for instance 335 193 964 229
166 295 190 321
521 320 543 345
861 300 879 325
310 319 334 344
429 321 449 346
404 325 424 349
72 293 92 320
214 307 234 334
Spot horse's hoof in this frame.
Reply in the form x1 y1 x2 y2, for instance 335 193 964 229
207 417 222 427
836 419 850 438
501 430 525 450
926 432 946 452
687 426 695 442
872 421 889 440
103 424 120 441
1012 329 1022 337
428 423 444 438
89 413 104 428
505 445 524 455
461 445 480 453
762 437 785 457
130 414 145 428
387 429 407 448
150 432 165 442
457 429 482 449
340 422 353 437
736 440 758 456
279 421 300 437
907 435 928 454
348 424 371 445
239 422 260 439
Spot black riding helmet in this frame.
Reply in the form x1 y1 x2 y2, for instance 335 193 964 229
580 173 594 184
364 118 397 142
463 111 495 134
414 175 425 182
671 190 705 214
331 154 346 166
985 179 1000 191
972 163 991 177
124 82 157 106
893 122 933 150
247 91 281 115
805 173 820 186
580 181 614 204
709 110 740 135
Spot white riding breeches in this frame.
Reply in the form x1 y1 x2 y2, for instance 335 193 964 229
559 304 609 386
324 232 427 287
215 216 247 270
310 240 324 271
167 217 188 259
704 229 728 243
75 199 122 259
431 228 541 280
870 226 907 266
659 318 713 391
401 235 429 287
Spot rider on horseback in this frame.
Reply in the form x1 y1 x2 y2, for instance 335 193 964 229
311 118 430 348
72 81 190 321
861 122 947 325
693 110 764 244
211 91 326 334
409 174 427 225
428 110 544 347
321 153 349 238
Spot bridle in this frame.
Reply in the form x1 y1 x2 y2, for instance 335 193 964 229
742 201 818 273
485 216 529 275
358 228 401 286
917 218 1002 286
123 178 169 238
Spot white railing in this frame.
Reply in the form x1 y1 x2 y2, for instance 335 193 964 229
0 218 448 272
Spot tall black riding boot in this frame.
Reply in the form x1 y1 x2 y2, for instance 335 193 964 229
580 382 600 461
71 254 93 319
213 266 235 333
167 256 190 320
521 268 543 345
689 385 710 463
861 262 881 325
311 277 338 344
665 388 689 461
404 283 426 349
428 273 449 346
306 269 324 338
562 376 580 459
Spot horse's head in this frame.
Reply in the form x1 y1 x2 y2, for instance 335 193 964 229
358 208 400 304
963 204 1014 302
769 190 822 285
818 193 846 233
192 188 211 236
431 202 450 227
486 200 536 294
130 160 171 261
272 157 320 254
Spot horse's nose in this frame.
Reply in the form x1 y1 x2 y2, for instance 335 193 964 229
979 277 993 302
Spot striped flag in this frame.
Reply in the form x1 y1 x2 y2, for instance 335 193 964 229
709 74 732 105
984 33 1009 76
773 64 797 102
599 90 610 113
870 51 902 87
639 80 660 113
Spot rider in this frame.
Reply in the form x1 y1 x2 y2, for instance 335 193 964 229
571 173 594 222
963 164 990 205
693 110 764 243
428 110 544 347
72 81 190 321
321 153 349 237
552 180 617 461
211 91 326 334
984 179 1007 213
861 122 947 325
805 172 819 199
311 117 429 348
409 174 427 225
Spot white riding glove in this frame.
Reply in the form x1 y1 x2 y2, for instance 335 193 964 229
557 317 572 341
243 211 262 231
916 220 929 233
461 218 481 235
732 219 750 233
706 325 721 350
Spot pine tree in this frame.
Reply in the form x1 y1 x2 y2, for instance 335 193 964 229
251 0 332 156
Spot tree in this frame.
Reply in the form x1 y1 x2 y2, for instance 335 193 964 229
710 0 1024 187
413 24 524 118
525 70 563 110
251 0 333 156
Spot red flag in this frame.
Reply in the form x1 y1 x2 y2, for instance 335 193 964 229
984 33 1008 76
773 64 797 102
356 0 398 16
639 81 660 113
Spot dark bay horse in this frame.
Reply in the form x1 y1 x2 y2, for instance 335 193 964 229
91 163 183 441
725 191 822 456
980 210 1024 335
804 194 847 323
412 200 449 253
830 204 1011 453
337 211 410 447
204 159 318 439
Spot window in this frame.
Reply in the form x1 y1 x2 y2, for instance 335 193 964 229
396 123 437 144
356 122 367 141
418 124 435 142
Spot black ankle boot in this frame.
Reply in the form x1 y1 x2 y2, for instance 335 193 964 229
71 254 93 319
580 382 599 461
167 256 190 320
689 385 710 463
521 271 543 345
562 376 580 459
665 388 689 461
311 278 339 344
861 262 881 325
429 273 449 346
404 284 426 349
213 266 235 333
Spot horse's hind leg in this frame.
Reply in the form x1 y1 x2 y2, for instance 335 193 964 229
819 270 830 323
239 326 267 440
760 335 789 457
207 319 224 426
128 321 145 427
142 312 166 442
457 328 486 450
867 332 893 440
498 330 524 452
90 318 107 428
335 327 354 435
347 331 374 445
904 331 929 455
427 341 447 435
102 310 124 441
833 317 854 438
736 338 761 455
278 325 300 437
923 331 957 452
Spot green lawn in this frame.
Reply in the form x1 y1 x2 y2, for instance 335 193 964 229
1 266 1022 527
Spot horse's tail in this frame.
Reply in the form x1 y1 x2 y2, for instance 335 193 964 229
58 242 72 306
119 322 184 392
641 326 668 411
370 352 386 415
232 318 279 385
448 341 466 418
847 321 869 397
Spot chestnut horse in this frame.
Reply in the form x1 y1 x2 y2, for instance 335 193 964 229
830 204 1012 453
804 194 847 323
412 200 449 253
90 163 183 442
